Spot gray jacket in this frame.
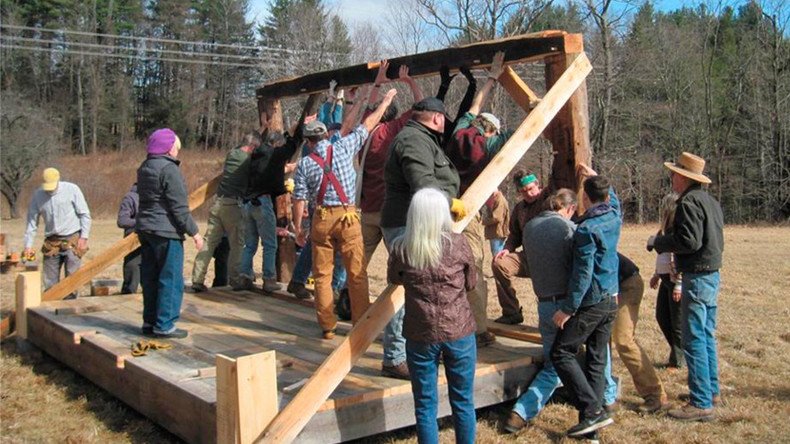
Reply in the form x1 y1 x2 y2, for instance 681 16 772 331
523 210 576 299
135 155 198 240
117 184 138 237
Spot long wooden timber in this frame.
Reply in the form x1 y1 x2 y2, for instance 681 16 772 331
258 52 593 443
256 31 582 99
24 289 543 443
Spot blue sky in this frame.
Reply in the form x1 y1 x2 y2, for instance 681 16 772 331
246 0 745 27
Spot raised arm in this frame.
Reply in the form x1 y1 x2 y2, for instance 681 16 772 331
468 51 505 116
397 65 423 103
361 88 398 133
367 60 390 106
340 85 371 136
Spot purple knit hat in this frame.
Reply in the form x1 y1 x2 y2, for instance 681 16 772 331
147 128 177 155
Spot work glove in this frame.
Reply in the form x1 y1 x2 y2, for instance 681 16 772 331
284 178 295 193
131 339 172 357
450 198 467 221
340 211 360 224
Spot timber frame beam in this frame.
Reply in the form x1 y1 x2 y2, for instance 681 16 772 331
255 31 581 99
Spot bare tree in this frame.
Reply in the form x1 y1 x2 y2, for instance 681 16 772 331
0 92 62 218
414 0 554 45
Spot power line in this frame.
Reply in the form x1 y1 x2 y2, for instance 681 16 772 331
0 43 271 69
0 23 349 58
1 35 283 63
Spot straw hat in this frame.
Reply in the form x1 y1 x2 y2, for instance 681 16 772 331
664 152 711 184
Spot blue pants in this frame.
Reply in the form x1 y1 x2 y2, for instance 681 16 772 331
682 271 720 409
240 197 278 280
489 238 506 257
407 334 477 444
381 225 407 366
292 240 347 291
512 299 618 420
139 233 185 334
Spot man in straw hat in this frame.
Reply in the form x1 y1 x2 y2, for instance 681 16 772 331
648 151 724 422
23 167 92 299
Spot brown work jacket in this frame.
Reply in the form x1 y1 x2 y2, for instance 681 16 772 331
483 192 510 240
387 233 477 344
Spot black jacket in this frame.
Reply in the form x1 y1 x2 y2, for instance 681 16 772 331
248 127 302 199
135 155 199 240
654 184 724 273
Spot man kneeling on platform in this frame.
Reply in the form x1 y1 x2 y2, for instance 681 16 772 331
292 87 398 340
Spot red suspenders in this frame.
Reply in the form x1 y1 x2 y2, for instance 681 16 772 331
308 144 349 206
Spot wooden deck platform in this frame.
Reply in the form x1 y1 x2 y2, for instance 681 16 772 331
25 287 543 443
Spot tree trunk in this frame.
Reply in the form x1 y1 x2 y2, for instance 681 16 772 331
76 57 87 156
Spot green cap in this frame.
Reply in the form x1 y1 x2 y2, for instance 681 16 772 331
519 174 537 188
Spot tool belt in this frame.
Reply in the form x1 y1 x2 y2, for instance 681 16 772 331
42 232 86 258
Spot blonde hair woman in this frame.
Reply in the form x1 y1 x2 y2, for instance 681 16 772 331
387 188 477 444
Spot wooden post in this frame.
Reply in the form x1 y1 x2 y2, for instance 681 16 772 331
544 34 591 212
15 271 41 340
217 351 278 444
257 53 593 444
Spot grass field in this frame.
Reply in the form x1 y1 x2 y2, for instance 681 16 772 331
1 219 788 443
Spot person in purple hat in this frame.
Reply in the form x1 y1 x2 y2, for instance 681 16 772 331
135 128 204 339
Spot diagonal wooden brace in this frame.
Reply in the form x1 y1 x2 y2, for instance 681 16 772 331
257 52 593 444
498 65 541 112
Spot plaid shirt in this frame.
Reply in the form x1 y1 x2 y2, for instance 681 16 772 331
293 125 369 206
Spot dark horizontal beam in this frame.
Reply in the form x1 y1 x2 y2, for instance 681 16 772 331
256 31 582 99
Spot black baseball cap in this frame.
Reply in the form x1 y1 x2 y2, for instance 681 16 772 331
412 97 446 114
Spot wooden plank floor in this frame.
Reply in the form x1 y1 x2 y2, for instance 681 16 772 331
26 287 544 443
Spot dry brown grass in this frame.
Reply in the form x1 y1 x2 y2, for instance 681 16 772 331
1 222 789 443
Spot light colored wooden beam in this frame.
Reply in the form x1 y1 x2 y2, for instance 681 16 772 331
217 354 240 444
257 52 593 444
217 351 279 444
15 271 41 340
41 175 221 302
499 66 541 112
486 321 543 344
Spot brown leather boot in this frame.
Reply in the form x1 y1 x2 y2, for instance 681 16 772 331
637 393 670 414
668 403 714 422
381 362 410 380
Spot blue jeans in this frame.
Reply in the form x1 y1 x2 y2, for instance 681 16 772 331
240 197 278 280
682 271 720 409
382 226 407 366
406 334 477 444
489 238 506 257
139 233 185 334
512 299 617 420
292 240 347 291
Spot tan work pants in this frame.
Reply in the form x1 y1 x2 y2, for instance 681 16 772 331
462 214 489 334
191 197 244 286
491 250 529 317
612 273 666 399
311 206 371 332
360 211 384 267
